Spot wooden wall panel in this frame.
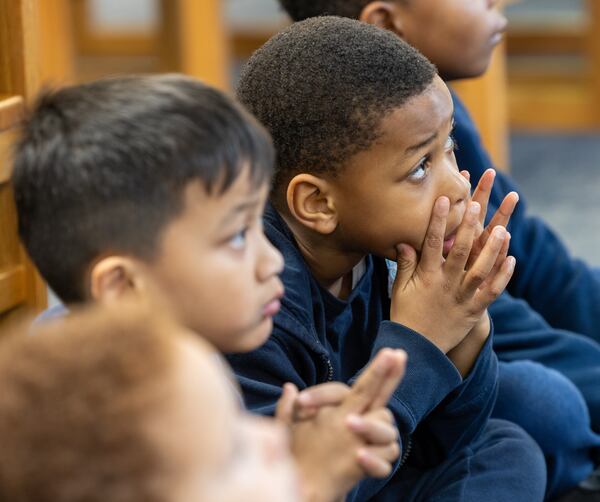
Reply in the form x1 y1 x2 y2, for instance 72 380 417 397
0 0 47 327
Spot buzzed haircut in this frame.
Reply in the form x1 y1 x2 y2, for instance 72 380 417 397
278 0 376 20
236 16 436 200
12 74 274 303
0 302 176 502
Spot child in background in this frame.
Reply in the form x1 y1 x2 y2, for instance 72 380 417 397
0 300 301 502
232 16 547 501
277 1 600 498
12 74 405 502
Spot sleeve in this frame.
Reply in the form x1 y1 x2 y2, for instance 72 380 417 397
452 90 600 342
372 321 498 461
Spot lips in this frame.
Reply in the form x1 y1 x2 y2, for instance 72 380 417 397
490 17 508 46
443 233 456 257
262 289 284 318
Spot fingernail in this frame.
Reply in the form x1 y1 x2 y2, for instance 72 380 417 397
297 393 312 405
469 202 480 215
507 256 516 271
346 414 363 428
493 227 505 239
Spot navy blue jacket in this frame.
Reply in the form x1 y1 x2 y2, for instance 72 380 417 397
452 92 600 341
227 204 499 500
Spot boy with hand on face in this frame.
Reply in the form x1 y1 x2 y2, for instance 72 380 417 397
12 74 405 502
231 16 547 501
277 1 600 498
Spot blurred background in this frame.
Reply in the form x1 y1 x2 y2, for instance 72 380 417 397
1 0 600 321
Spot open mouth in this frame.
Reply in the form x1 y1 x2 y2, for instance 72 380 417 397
443 233 456 257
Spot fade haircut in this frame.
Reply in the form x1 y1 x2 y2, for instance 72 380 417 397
279 0 382 20
12 74 274 303
236 16 436 201
0 302 177 502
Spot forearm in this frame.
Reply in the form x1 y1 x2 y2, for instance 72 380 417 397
446 313 490 378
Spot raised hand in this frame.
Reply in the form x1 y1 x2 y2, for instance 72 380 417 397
390 195 514 354
279 348 406 502
462 168 518 268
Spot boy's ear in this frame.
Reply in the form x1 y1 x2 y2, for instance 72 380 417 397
359 1 405 37
89 256 144 303
286 174 338 235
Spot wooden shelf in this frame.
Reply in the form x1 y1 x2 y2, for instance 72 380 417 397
0 266 26 314
0 96 24 133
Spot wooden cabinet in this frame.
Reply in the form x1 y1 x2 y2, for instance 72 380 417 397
0 0 47 328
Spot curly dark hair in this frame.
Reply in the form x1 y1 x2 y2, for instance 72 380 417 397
278 0 401 20
236 16 436 199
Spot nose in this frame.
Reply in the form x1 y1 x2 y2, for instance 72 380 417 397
257 232 284 282
441 158 470 210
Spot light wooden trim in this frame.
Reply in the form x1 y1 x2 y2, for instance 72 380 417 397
159 0 231 91
38 0 75 85
0 265 26 314
453 43 509 170
0 96 24 132
507 28 583 55
586 0 600 125
0 129 18 184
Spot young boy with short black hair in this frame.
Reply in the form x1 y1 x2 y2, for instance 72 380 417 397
232 16 547 501
11 74 406 502
276 1 600 498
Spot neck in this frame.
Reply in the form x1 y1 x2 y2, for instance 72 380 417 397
280 212 365 295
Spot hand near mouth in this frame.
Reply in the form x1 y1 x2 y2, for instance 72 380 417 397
462 168 518 272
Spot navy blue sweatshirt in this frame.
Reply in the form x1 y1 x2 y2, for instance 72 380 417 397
227 204 499 501
452 92 600 342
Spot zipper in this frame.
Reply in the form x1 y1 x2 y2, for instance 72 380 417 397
398 435 412 467
325 358 334 381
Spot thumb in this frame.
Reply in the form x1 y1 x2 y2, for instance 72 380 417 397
275 382 299 425
393 244 418 292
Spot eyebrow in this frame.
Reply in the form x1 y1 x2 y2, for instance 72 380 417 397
404 131 438 156
220 197 262 226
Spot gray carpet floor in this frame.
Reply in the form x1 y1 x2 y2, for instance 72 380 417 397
510 132 600 266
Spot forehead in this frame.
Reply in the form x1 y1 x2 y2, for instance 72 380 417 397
379 76 453 147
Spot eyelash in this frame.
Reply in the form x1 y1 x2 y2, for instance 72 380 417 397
407 134 457 182
229 227 249 251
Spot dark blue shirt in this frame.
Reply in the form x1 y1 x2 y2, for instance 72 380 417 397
227 204 499 500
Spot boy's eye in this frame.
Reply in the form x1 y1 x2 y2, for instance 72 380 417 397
407 157 429 182
445 134 457 152
229 228 248 250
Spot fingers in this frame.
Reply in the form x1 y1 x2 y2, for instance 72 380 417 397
478 191 519 247
392 244 418 293
346 409 397 445
418 196 450 274
475 255 516 307
343 348 400 413
444 201 481 274
471 169 496 226
275 382 299 425
296 382 350 412
368 350 407 410
461 225 507 295
356 443 401 478
481 232 511 289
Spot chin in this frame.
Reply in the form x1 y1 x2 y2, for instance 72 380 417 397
235 318 273 353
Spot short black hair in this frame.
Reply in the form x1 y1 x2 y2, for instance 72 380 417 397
13 75 274 303
236 16 436 198
278 0 375 20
